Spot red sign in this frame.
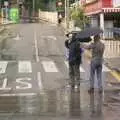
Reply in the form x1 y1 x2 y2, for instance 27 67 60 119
84 0 113 15
102 0 112 7
84 0 102 14
85 0 98 4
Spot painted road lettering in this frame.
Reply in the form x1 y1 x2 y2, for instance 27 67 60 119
16 78 32 90
0 78 11 90
0 61 8 74
0 78 32 90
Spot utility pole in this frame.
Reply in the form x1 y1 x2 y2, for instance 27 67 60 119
33 0 35 17
65 0 69 32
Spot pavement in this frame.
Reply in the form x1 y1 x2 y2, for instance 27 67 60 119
0 22 119 120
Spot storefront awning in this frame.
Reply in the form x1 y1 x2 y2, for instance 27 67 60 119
103 8 120 13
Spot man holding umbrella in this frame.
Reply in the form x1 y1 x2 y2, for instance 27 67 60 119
65 32 83 89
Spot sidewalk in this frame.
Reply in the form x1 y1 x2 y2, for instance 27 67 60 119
102 40 120 72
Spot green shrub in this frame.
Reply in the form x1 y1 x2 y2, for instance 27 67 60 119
70 6 89 29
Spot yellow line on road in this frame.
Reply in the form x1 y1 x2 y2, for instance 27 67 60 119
110 71 120 82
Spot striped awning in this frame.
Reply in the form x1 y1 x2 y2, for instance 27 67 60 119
103 8 120 13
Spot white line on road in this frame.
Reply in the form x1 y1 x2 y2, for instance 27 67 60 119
47 36 57 41
0 61 8 74
18 61 32 73
41 61 58 72
37 72 43 90
102 65 111 72
14 34 20 41
64 61 85 72
34 29 39 62
41 36 57 41
0 93 37 97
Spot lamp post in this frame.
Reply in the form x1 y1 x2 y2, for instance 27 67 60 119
33 0 35 17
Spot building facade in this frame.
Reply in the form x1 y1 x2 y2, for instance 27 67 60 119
81 0 120 39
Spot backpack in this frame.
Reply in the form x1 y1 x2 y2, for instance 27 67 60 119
69 40 81 64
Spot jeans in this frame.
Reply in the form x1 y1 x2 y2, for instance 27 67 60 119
69 63 80 86
90 60 103 89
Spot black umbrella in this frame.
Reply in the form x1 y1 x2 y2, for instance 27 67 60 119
77 37 92 42
76 27 103 39
65 31 92 42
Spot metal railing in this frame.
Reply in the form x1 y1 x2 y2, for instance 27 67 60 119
104 28 120 40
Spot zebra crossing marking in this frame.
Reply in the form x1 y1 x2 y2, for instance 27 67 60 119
0 93 37 97
18 61 32 73
41 61 58 72
102 65 111 72
0 60 111 74
64 61 85 72
0 61 8 74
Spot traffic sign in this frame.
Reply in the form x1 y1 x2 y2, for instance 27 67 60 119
4 1 8 6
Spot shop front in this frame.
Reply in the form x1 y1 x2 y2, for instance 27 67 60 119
82 0 120 39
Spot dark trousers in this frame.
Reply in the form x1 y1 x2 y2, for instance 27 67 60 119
69 63 80 86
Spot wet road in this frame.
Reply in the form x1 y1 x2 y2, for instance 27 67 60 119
0 22 120 120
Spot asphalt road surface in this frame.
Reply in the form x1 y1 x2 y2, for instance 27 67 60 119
0 22 119 120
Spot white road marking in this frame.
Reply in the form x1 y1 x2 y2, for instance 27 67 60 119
41 36 57 41
102 65 111 72
64 61 69 68
14 34 20 41
0 93 37 97
18 61 32 73
34 29 39 62
16 78 32 90
0 61 8 74
0 78 11 90
37 72 43 90
47 36 57 41
64 61 85 72
42 61 58 72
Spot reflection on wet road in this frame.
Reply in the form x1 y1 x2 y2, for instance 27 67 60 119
0 85 104 120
